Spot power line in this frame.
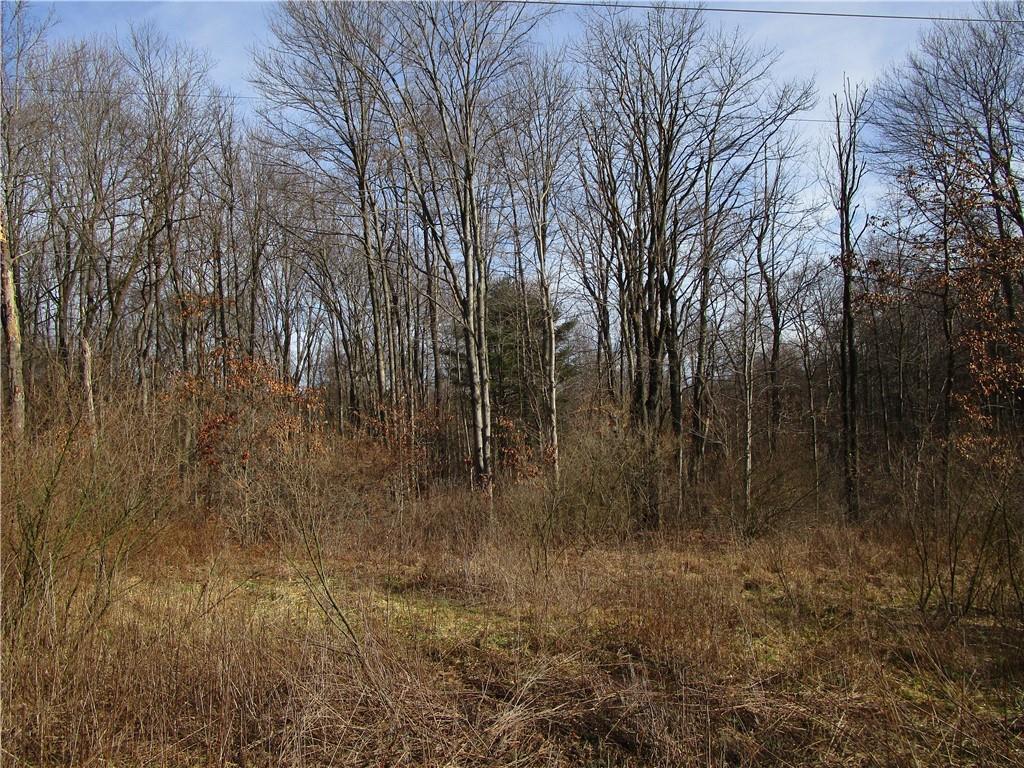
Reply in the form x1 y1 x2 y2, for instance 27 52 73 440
506 0 1022 24
6 3 1014 113
7 0 1016 132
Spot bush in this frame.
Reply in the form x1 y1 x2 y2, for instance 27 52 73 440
900 437 1024 621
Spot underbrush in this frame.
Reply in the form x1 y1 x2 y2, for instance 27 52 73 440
2 405 1022 766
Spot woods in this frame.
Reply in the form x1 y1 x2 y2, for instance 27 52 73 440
4 0 1021 544
2 1 1023 765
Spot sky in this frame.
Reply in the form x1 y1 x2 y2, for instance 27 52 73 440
26 1 980 118
19 0 985 211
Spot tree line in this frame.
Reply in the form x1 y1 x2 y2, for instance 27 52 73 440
2 1 1022 550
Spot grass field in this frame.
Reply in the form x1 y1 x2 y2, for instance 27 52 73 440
6 512 1022 767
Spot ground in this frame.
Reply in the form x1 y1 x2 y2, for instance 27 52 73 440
12 523 1016 766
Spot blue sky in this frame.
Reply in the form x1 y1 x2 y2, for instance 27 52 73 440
28 1 977 112
24 0 977 165
16 2 981 247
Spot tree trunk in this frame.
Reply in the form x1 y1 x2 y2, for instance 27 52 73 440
81 334 97 448
1 222 26 441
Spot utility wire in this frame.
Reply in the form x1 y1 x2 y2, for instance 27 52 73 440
5 2 1016 142
7 1 1017 112
505 0 1022 24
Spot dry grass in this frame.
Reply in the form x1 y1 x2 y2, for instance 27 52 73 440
3 418 1023 766
5 528 1022 766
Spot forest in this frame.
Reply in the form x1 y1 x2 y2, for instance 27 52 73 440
2 1 1023 765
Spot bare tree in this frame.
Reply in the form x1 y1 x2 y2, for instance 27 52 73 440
501 53 575 484
827 79 868 523
355 1 538 492
1 0 51 440
687 30 814 485
255 1 399 415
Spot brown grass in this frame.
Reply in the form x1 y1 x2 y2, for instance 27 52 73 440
3 413 1023 766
